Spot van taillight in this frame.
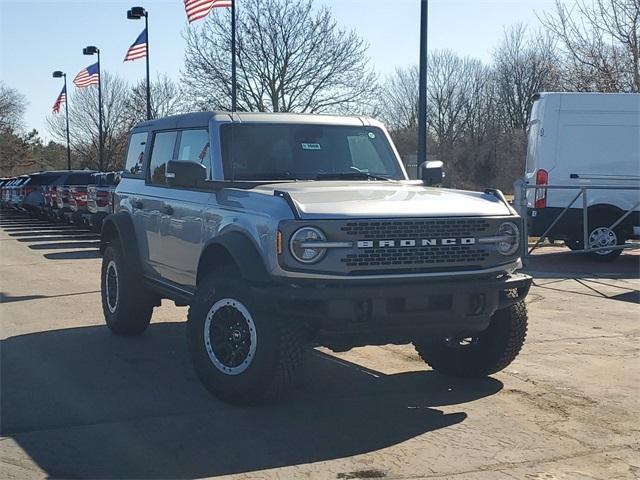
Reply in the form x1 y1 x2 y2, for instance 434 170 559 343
534 169 548 209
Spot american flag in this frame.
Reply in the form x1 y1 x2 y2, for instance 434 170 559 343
184 0 232 23
73 62 100 87
52 85 66 114
124 28 147 62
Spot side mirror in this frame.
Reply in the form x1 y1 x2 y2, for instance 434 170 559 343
165 160 207 188
420 160 444 186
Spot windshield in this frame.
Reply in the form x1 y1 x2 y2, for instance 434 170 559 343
220 124 404 181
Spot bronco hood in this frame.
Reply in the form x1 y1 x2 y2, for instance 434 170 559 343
254 181 513 219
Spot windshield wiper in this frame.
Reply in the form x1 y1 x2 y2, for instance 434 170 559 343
315 172 394 181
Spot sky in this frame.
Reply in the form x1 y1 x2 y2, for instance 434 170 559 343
1 0 561 140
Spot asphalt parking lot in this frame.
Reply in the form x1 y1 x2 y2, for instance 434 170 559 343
1 210 638 480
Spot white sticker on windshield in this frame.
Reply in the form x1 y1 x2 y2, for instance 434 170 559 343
368 132 376 139
301 143 321 150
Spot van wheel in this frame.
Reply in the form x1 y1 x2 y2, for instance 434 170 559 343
187 268 304 404
413 301 528 377
101 239 154 335
568 223 626 261
586 224 625 261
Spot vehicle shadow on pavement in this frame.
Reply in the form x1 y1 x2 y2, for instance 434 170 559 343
28 240 101 250
1 322 502 479
42 250 101 260
1 214 101 259
524 248 640 280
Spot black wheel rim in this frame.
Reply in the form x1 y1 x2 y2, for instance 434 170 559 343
204 298 257 375
105 260 118 313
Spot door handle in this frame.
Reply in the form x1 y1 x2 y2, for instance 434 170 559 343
163 205 174 215
133 200 144 209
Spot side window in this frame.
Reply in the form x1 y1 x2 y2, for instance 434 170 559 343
148 131 178 185
177 130 210 174
124 132 148 176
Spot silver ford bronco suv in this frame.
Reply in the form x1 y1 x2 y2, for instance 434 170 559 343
100 112 532 404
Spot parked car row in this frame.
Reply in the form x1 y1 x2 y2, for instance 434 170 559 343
0 170 121 231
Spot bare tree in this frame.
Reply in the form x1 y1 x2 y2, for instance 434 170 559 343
0 82 27 133
427 50 479 147
493 24 560 130
47 72 131 171
125 74 186 123
539 0 640 92
379 66 419 132
181 0 377 113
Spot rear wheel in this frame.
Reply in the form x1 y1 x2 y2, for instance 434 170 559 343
586 224 624 261
187 268 304 404
101 239 154 335
567 223 625 261
413 301 528 377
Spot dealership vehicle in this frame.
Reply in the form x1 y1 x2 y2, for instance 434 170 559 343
53 171 96 223
100 112 532 404
525 92 640 260
20 171 67 216
83 171 121 230
7 176 29 210
0 178 15 207
3 178 21 208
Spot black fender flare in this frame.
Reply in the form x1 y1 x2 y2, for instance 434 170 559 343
199 231 272 284
100 212 143 274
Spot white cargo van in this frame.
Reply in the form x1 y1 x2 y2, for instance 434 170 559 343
525 92 640 260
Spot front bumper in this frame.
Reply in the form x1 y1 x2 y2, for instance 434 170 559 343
253 272 532 346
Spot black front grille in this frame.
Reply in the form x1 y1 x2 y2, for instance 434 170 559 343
337 218 496 273
341 245 490 268
340 218 490 239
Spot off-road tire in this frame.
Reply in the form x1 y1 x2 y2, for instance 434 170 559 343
187 268 304 404
413 300 528 377
101 239 154 335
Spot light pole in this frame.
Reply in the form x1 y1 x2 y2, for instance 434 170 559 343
417 0 429 179
127 6 151 120
231 0 237 111
52 71 71 170
83 45 103 170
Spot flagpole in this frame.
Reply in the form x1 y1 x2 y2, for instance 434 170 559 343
97 50 104 171
145 12 151 120
63 74 71 170
231 0 237 112
82 45 103 170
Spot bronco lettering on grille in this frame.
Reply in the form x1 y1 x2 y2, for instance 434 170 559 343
356 238 476 248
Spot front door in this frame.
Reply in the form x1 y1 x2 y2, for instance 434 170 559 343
142 130 179 278
158 128 212 287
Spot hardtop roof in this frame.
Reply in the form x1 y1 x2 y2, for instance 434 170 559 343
132 111 382 132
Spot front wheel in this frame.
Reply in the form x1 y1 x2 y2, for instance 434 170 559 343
187 269 304 404
413 301 528 377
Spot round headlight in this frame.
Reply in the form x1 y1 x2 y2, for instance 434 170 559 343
497 222 520 256
289 227 327 264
